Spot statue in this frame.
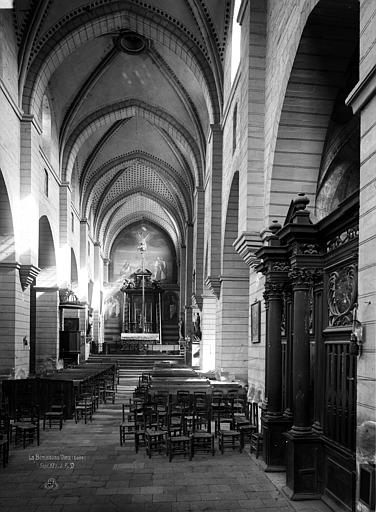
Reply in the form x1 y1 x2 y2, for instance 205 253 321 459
178 317 185 340
193 312 201 339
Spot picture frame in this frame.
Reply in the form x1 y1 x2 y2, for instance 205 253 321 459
251 301 261 343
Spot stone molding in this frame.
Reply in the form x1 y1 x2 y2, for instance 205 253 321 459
233 231 262 266
191 293 203 310
204 275 221 298
19 264 40 290
346 61 376 114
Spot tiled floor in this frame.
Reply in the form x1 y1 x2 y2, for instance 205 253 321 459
0 383 332 512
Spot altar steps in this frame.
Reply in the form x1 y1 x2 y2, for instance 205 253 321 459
88 354 185 402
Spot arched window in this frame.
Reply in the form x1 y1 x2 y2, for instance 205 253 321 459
231 0 241 84
232 104 238 153
44 169 49 197
41 95 52 157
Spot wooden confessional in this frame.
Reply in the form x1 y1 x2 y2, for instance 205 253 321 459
256 192 358 511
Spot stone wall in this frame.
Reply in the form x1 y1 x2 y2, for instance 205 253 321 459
348 0 376 502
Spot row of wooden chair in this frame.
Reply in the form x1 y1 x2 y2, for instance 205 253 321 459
120 390 264 460
120 398 215 461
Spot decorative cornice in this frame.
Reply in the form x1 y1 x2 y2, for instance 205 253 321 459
233 231 262 266
204 275 221 298
19 264 40 290
327 226 358 253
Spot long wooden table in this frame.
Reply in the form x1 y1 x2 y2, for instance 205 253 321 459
147 363 244 397
2 363 115 419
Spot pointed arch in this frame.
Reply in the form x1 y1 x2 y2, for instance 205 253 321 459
0 170 15 263
38 216 56 286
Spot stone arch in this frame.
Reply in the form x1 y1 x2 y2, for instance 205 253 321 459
37 216 57 286
0 170 16 263
222 172 245 276
104 212 180 262
217 171 249 380
70 248 78 289
316 161 358 220
62 101 201 187
81 152 192 222
22 3 220 123
108 219 178 284
266 0 359 225
96 190 185 246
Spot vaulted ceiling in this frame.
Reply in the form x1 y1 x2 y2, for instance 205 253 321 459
15 0 231 257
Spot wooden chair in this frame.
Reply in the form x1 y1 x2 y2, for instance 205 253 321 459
120 402 141 447
166 409 191 462
145 406 168 458
134 404 158 453
74 394 93 424
173 390 191 415
190 406 215 458
43 405 64 431
14 405 40 448
210 390 226 429
0 413 10 467
249 402 263 458
231 402 257 449
216 401 242 454
0 434 9 467
104 376 116 404
226 390 245 415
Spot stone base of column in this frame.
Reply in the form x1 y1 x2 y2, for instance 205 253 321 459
262 415 292 471
282 429 322 500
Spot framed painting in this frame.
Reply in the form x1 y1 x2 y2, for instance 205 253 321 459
251 301 261 343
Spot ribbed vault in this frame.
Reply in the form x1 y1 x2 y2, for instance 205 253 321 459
14 0 228 282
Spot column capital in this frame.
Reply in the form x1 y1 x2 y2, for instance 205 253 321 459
102 257 110 265
288 267 322 289
21 113 42 134
263 281 284 302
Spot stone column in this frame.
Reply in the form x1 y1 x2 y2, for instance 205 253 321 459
179 244 186 318
201 291 217 372
58 183 72 285
79 219 89 302
103 258 110 285
184 223 193 336
35 286 59 372
92 242 102 350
